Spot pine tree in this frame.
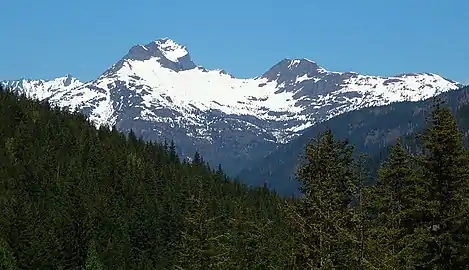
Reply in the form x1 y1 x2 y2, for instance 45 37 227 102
84 239 103 270
169 139 179 164
216 164 223 175
193 151 202 165
291 129 363 269
174 187 232 269
365 141 428 268
0 237 18 270
417 100 469 268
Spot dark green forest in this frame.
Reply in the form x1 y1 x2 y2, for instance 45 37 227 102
238 86 469 196
1 84 469 269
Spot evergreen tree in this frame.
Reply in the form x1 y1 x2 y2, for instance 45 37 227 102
0 237 18 270
169 139 179 164
417 100 469 268
84 239 103 270
291 129 364 269
193 151 202 165
365 141 428 268
174 185 232 269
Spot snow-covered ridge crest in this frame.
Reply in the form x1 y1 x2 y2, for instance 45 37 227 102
1 75 83 100
1 37 463 173
152 38 189 62
2 39 461 138
118 38 196 72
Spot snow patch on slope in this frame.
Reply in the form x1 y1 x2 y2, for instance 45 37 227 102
154 38 189 62
115 58 303 118
340 73 457 102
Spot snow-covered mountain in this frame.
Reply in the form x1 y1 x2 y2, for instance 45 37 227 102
1 38 462 174
2 74 83 100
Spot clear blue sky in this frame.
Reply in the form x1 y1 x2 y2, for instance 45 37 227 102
1 0 468 84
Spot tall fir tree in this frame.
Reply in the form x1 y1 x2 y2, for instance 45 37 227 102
417 99 469 268
174 186 232 269
193 151 202 166
291 129 364 269
364 141 429 268
84 239 103 270
169 139 179 164
0 237 18 270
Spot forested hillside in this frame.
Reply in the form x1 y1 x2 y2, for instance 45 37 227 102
2 84 469 269
0 86 294 269
239 86 469 195
290 99 469 268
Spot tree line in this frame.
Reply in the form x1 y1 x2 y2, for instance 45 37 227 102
1 84 469 269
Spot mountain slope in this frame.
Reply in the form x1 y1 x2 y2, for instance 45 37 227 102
237 86 469 196
1 38 462 174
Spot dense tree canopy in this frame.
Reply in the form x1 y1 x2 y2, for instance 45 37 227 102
0 86 294 269
1 84 469 269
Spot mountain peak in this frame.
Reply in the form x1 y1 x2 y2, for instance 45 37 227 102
153 38 189 62
58 74 79 87
260 58 328 82
121 38 196 71
283 58 326 72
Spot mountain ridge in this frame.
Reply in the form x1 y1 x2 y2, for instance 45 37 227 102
1 38 462 175
237 85 469 195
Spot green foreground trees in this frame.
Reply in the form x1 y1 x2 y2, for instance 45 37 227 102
2 84 469 269
0 87 294 269
292 129 364 268
292 99 469 269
